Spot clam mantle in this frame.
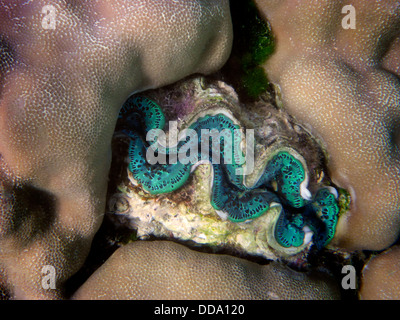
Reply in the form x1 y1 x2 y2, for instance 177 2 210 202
109 77 344 260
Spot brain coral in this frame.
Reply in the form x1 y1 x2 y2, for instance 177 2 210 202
72 240 341 300
360 245 400 300
0 0 232 299
254 0 400 250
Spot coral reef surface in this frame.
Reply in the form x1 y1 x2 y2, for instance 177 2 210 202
72 241 341 300
0 0 399 301
0 0 232 299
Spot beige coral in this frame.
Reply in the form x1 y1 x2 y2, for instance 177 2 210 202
360 245 400 300
0 0 232 299
255 0 400 250
72 240 341 300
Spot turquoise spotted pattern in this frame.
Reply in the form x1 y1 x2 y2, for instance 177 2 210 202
119 96 339 249
311 188 339 246
275 210 306 248
253 152 307 208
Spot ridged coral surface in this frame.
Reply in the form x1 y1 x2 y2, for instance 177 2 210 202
0 0 232 299
255 0 400 250
360 246 400 299
72 241 341 300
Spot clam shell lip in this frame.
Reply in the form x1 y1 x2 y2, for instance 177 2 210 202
300 182 312 200
108 193 132 215
302 226 314 245
215 209 229 220
323 186 339 199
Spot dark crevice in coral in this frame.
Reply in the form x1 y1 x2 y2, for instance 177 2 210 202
0 35 15 99
0 266 11 300
64 135 135 298
307 247 368 300
0 36 14 71
5 184 57 242
64 214 134 299
0 286 10 300
221 0 275 102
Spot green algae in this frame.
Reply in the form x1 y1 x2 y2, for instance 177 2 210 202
230 0 275 99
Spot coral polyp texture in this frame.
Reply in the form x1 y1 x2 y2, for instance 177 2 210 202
72 241 341 300
0 0 232 299
111 78 340 259
254 0 400 251
360 245 400 300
